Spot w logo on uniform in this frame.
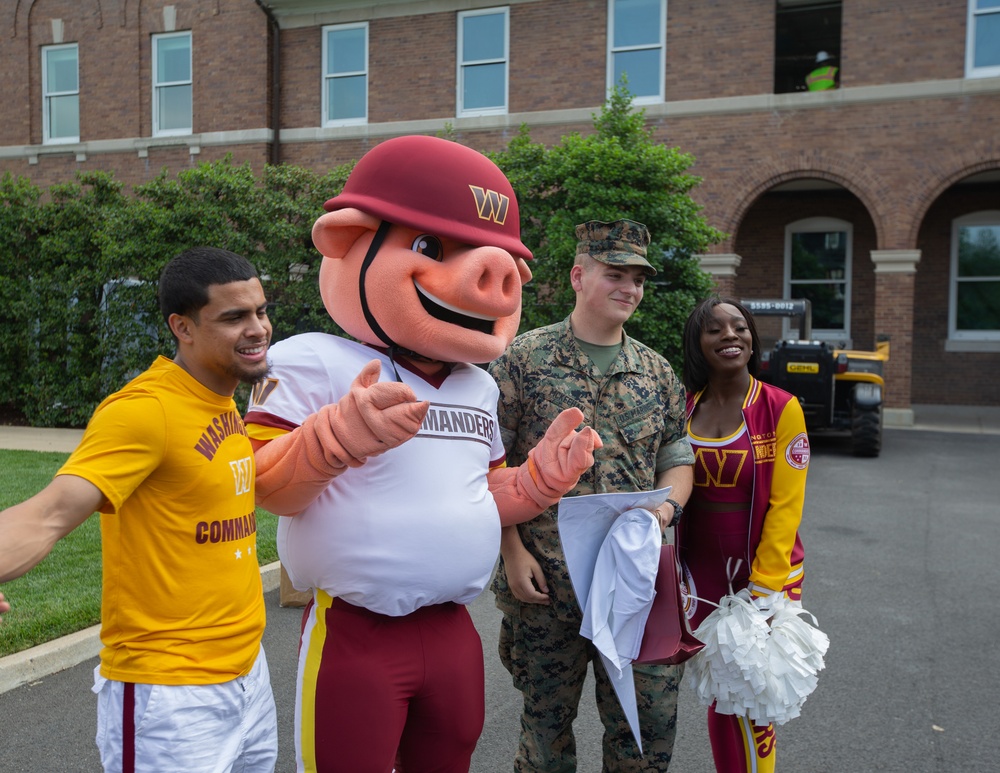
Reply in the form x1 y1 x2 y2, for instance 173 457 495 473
469 185 510 225
251 378 279 407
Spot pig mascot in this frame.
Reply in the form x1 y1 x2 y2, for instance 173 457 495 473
245 135 601 773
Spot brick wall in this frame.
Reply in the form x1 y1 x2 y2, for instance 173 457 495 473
664 0 774 100
659 94 1000 252
371 13 457 123
1 0 271 186
278 26 319 130
874 271 916 409
510 0 607 111
844 1 967 87
12 0 271 142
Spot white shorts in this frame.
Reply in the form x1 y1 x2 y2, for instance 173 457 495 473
93 646 277 773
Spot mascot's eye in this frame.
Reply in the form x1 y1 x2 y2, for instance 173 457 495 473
412 235 444 262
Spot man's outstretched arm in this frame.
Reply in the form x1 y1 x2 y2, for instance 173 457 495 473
0 474 104 584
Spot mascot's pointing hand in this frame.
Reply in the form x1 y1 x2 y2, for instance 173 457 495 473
489 407 602 526
253 359 428 515
526 407 603 500
332 359 430 461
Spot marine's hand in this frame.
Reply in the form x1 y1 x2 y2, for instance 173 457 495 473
502 539 550 605
651 503 673 532
0 592 10 624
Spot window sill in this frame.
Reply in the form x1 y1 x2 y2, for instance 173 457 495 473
945 339 1000 352
2 129 274 164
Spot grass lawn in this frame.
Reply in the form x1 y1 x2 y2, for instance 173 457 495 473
0 449 279 657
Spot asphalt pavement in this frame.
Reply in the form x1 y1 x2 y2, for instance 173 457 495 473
1 413 999 771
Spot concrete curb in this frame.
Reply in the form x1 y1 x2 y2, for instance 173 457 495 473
0 561 282 696
0 426 84 453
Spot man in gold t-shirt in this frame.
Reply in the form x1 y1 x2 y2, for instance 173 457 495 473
0 247 277 772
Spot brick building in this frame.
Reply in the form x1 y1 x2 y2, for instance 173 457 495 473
2 0 998 417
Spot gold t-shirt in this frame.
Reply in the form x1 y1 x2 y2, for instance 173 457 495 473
59 356 265 684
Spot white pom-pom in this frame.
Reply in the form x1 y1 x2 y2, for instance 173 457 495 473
751 597 830 725
687 593 829 725
688 592 770 716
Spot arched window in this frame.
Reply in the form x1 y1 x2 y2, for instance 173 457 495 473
950 211 1000 342
784 217 852 344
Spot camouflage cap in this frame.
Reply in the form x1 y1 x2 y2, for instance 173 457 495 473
575 219 657 276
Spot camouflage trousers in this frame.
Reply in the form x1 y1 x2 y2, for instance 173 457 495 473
499 602 683 772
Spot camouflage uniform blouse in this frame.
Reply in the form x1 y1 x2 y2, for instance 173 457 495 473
489 316 694 622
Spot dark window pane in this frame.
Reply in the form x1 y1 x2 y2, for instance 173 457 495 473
791 231 847 279
958 225 1000 276
791 283 846 330
956 280 1000 330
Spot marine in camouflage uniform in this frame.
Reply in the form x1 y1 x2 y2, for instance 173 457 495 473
489 219 695 772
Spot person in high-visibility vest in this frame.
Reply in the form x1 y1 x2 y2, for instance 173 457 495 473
806 50 839 91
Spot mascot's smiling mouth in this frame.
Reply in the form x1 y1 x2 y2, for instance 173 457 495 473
415 281 496 335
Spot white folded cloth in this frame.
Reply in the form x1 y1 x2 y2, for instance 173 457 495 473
579 508 661 676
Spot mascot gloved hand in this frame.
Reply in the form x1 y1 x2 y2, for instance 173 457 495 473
254 360 429 515
244 135 599 773
490 406 603 524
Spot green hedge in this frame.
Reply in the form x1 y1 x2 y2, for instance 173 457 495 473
0 160 352 426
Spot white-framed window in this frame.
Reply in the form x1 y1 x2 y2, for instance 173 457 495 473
457 7 508 117
322 23 368 126
784 217 853 343
607 0 666 103
42 43 79 144
152 31 192 136
966 0 1000 78
949 211 1000 340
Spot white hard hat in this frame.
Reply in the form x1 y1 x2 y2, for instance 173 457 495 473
816 51 832 63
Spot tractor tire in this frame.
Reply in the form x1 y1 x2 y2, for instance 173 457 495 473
851 405 882 457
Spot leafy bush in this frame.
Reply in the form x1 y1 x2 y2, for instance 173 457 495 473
0 159 352 426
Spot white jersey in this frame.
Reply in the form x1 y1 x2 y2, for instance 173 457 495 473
248 333 506 616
